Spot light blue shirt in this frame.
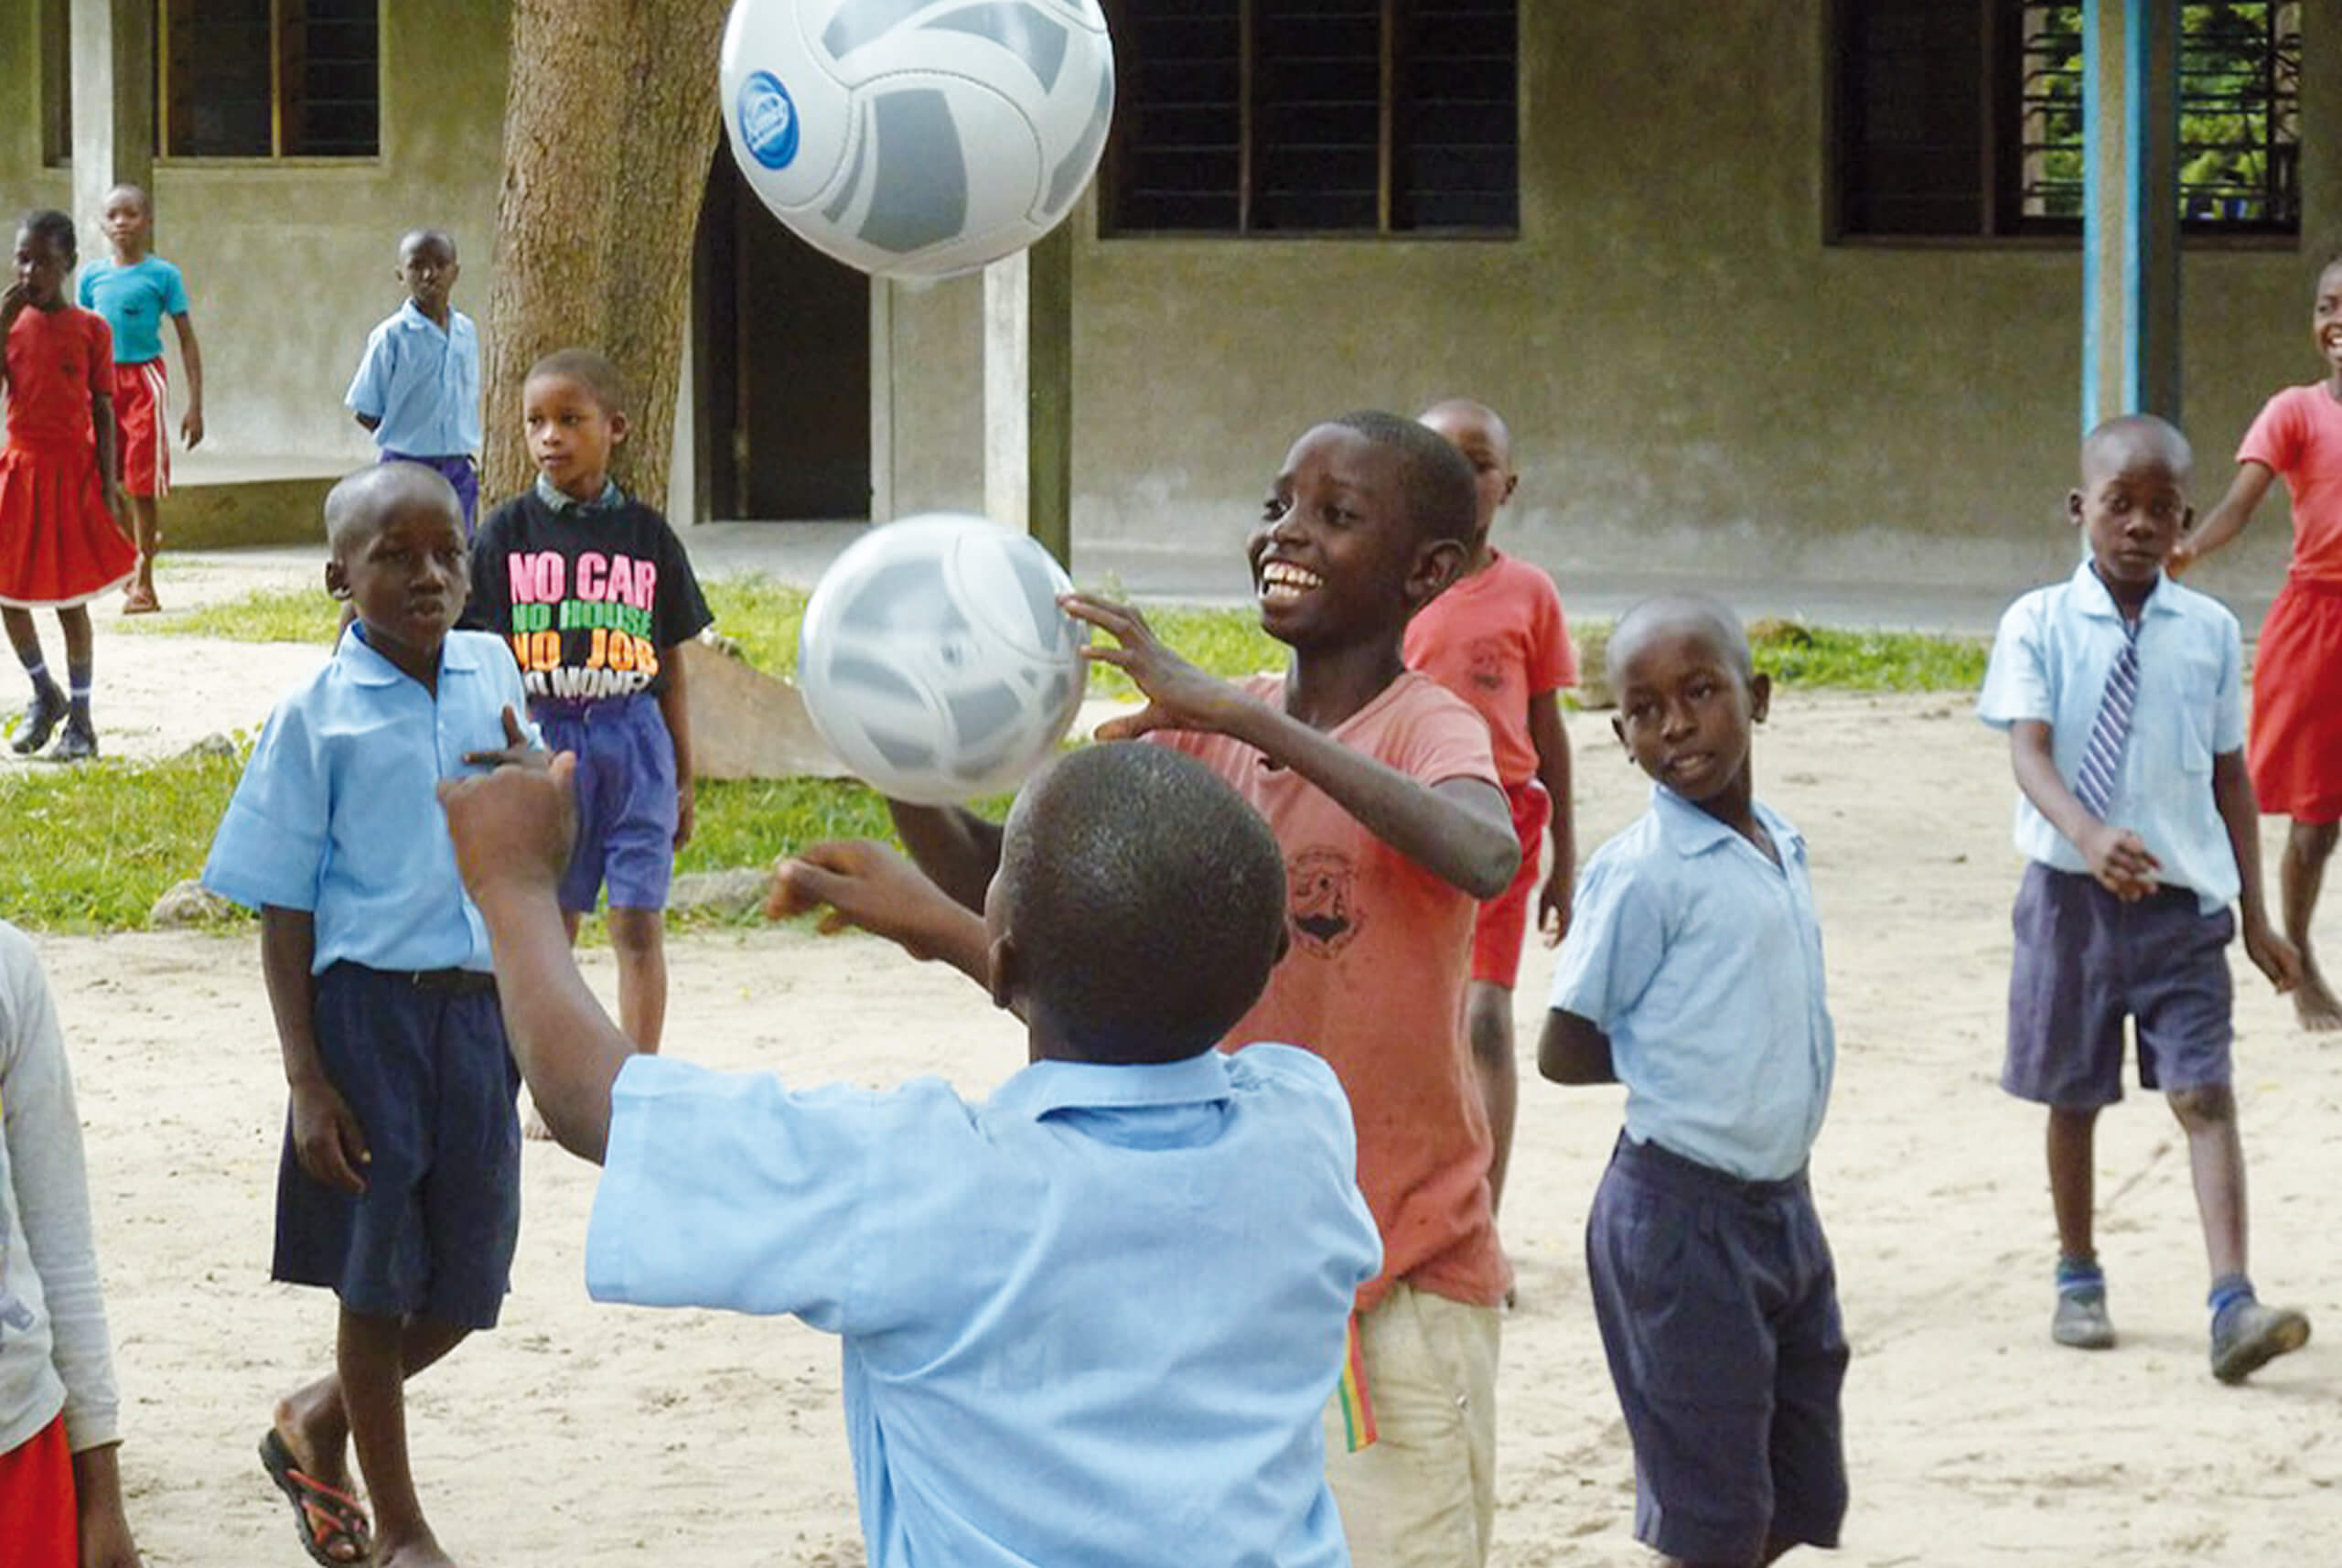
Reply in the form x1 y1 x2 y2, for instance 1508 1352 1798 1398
344 300 481 457
586 1045 1381 1568
1978 562 2246 913
202 628 528 972
75 256 188 363
1549 787 1835 1182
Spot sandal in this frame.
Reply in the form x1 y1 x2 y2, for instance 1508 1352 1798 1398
260 1428 375 1566
121 584 160 615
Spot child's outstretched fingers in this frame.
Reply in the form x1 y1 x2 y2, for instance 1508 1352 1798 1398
769 841 962 961
461 704 548 770
440 749 577 895
1061 592 1247 736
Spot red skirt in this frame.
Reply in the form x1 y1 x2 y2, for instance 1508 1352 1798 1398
0 437 138 608
2248 575 2342 822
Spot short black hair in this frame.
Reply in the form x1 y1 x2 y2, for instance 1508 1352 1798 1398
398 227 457 262
324 461 464 559
1329 410 1477 548
2080 413 2193 485
16 209 75 264
1609 594 1755 685
998 745 1286 1064
526 348 630 417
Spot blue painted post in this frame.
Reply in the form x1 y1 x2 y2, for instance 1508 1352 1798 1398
2081 0 2182 433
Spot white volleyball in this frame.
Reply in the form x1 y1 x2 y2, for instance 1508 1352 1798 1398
798 514 1088 804
718 0 1115 280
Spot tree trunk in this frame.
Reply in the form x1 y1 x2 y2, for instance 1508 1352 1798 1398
482 0 729 515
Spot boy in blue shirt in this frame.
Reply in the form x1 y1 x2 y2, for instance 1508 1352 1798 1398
1979 413 2310 1383
77 183 203 614
437 741 1384 1568
1541 595 1846 1568
204 462 535 1568
346 230 481 535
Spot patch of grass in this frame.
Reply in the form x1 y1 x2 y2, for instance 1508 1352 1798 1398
124 584 337 643
1080 603 1284 699
0 748 247 930
1746 620 1989 693
701 575 810 676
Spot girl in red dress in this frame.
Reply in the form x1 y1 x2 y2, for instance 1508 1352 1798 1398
1 209 136 762
2174 252 2342 1031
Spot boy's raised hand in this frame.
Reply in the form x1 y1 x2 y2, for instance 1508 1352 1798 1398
768 840 982 969
439 747 578 900
462 704 551 771
1061 592 1250 741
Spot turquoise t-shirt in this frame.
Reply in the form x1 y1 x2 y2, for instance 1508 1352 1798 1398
75 257 190 364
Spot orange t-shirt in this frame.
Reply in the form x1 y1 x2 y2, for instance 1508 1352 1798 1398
2238 383 2342 586
1155 671 1509 1311
2 307 110 448
1402 552 1577 788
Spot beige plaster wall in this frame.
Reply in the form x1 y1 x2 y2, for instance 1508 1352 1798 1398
882 3 2332 605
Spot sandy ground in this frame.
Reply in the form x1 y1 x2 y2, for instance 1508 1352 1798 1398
11 571 2342 1564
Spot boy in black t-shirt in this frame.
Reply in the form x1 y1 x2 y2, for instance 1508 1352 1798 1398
471 349 713 1077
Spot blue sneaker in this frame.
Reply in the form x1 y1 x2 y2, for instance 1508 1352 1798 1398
2211 1299 2309 1384
2053 1285 2116 1350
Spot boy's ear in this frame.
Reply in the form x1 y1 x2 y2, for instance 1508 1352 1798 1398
609 409 630 446
324 560 351 600
1610 712 1629 752
1406 536 1467 609
1500 472 1519 506
2067 488 2085 526
1748 671 1772 724
986 930 1020 1015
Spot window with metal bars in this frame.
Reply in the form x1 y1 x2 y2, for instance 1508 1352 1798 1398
159 0 381 159
1102 0 1519 236
40 0 71 166
1833 0 2299 240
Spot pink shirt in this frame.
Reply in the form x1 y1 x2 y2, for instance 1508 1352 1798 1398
1155 671 1509 1311
2238 383 2342 585
2 307 110 450
1403 552 1576 788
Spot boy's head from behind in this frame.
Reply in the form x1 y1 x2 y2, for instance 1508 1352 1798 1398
988 745 1287 1065
1606 595 1769 812
523 349 631 503
395 229 459 319
324 463 470 680
2069 414 2193 600
1418 399 1518 545
1249 412 1477 650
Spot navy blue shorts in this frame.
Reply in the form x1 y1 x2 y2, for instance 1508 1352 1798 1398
2004 863 2235 1110
377 451 478 535
1586 1134 1849 1566
273 963 521 1329
536 694 678 914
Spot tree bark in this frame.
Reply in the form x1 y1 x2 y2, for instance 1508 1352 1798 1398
483 0 729 515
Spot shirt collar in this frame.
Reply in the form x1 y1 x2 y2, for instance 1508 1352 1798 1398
989 1050 1235 1121
396 298 458 336
1649 782 1802 861
2070 558 2176 621
337 621 480 686
535 473 624 513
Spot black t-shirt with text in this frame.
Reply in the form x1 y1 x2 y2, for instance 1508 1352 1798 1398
470 491 714 702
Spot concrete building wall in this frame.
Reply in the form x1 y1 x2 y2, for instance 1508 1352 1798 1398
880 2 2334 605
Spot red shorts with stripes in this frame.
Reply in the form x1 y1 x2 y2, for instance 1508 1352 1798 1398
1472 780 1552 986
0 1412 77 1568
108 360 170 498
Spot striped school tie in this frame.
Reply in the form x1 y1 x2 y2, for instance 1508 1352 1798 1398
2073 618 2142 817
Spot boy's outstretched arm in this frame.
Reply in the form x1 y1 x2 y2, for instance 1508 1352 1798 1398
438 755 633 1163
1537 1009 1614 1084
2213 748 2304 992
767 841 998 998
2007 720 2159 900
2171 462 2273 575
1068 594 1520 899
1530 690 1575 941
886 800 1004 913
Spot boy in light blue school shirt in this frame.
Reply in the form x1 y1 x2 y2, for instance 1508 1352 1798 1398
345 229 482 531
1540 596 1846 1568
440 742 1383 1568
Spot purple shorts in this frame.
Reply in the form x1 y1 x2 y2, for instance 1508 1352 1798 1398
537 693 678 914
1586 1134 1848 1566
2004 863 2235 1110
379 450 479 536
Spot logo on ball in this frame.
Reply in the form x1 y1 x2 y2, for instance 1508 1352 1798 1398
737 70 800 169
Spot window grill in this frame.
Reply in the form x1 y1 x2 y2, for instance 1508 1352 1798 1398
159 0 381 159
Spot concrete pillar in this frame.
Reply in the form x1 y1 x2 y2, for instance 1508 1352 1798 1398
982 222 1073 565
69 0 155 245
2080 0 2180 431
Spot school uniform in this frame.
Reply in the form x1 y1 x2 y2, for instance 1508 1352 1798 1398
1549 785 1847 1567
344 300 482 531
1979 562 2249 1106
202 626 531 1328
76 256 189 498
470 478 713 914
586 1043 1383 1568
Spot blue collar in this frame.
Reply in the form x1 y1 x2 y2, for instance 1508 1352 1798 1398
337 621 481 687
989 1051 1236 1120
535 473 624 514
1649 783 1799 861
395 297 459 336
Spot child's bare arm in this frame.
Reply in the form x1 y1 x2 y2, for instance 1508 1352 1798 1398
91 389 124 525
2212 749 2303 991
439 756 635 1162
2172 461 2274 575
1538 1009 1615 1084
0 284 22 389
260 907 371 1194
886 801 1004 913
70 1442 142 1568
767 840 997 994
1069 593 1520 898
1530 690 1575 941
170 310 204 448
657 647 695 849
2006 720 2159 899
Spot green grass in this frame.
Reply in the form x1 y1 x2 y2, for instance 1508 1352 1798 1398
123 584 338 643
1744 620 1991 693
0 747 250 930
